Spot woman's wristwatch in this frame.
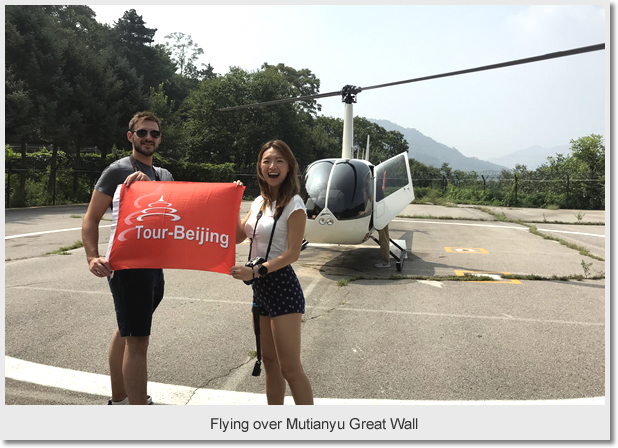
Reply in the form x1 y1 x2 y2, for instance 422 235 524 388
256 264 268 278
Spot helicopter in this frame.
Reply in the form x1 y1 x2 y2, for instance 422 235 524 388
220 43 604 271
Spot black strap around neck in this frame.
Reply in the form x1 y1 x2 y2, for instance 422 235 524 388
130 154 160 181
247 203 280 262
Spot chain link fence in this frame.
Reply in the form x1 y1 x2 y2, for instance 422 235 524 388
5 167 605 210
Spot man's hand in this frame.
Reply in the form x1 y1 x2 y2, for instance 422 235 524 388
124 171 151 187
88 256 112 278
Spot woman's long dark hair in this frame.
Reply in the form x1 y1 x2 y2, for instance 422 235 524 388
256 140 300 217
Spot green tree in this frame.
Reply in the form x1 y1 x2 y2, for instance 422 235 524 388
110 9 176 94
148 83 186 160
440 162 452 179
570 134 604 180
5 5 71 202
181 64 320 168
164 32 215 80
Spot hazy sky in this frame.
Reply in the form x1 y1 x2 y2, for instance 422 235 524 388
90 4 606 160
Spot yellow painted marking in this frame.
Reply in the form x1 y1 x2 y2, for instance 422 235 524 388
454 270 522 284
445 247 489 254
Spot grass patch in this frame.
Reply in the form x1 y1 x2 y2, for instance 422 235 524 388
528 226 604 261
475 206 508 221
248 350 257 359
412 197 457 207
70 214 82 218
339 272 605 284
337 279 350 287
526 220 605 226
46 240 84 255
398 214 489 221
545 204 560 210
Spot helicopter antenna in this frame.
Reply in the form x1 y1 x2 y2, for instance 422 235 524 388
219 43 604 112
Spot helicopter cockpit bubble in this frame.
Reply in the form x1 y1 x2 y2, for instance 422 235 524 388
300 159 373 221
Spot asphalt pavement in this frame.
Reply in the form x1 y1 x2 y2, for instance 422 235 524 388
5 202 606 406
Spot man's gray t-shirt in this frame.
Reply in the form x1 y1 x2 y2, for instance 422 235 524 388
95 156 174 198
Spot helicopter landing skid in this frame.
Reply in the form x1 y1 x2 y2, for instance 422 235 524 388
370 236 407 272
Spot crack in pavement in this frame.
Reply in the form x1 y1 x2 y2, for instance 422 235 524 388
185 358 255 405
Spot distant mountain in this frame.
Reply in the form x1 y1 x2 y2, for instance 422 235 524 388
486 144 570 170
369 119 509 173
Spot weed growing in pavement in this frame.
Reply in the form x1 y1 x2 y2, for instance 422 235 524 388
70 215 82 218
575 211 586 222
46 240 84 255
581 260 593 278
337 279 349 287
528 226 604 261
398 214 489 221
475 206 508 221
343 272 605 283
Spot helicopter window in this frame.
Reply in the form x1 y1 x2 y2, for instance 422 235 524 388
301 160 334 219
329 161 372 221
375 155 409 201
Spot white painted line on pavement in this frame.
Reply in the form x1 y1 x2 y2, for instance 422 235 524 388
8 285 604 327
336 306 604 327
536 228 605 238
5 225 112 240
394 219 605 238
5 356 604 405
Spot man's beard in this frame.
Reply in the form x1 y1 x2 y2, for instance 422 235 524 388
134 140 157 157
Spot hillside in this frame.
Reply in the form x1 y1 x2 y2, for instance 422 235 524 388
486 144 570 170
369 119 509 173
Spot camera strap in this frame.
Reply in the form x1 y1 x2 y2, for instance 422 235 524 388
247 203 280 262
130 154 160 181
248 201 280 377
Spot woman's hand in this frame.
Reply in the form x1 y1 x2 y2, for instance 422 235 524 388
229 265 253 282
233 180 244 186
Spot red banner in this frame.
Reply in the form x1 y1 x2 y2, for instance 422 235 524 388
105 182 244 274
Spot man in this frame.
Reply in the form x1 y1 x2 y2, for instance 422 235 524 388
82 111 174 405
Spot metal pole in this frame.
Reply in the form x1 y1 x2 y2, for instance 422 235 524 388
342 103 354 159
566 173 570 209
6 167 11 209
52 165 57 206
514 174 518 206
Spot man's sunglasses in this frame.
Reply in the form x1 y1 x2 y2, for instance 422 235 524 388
130 129 161 139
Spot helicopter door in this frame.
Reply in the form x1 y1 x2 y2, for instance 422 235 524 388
373 152 414 230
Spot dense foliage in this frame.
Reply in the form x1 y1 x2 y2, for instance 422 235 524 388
5 6 604 210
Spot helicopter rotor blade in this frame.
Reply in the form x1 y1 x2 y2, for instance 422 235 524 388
219 43 604 111
219 90 342 111
361 43 605 93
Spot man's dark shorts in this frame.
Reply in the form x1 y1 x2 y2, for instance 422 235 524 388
108 269 164 337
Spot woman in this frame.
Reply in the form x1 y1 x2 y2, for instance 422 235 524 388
230 140 314 405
